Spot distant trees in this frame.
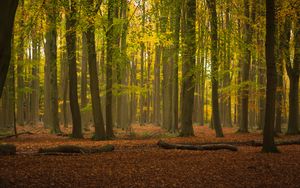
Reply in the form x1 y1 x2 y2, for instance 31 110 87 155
1 0 300 144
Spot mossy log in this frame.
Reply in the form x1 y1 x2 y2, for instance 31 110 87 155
38 144 114 154
158 140 238 151
0 143 16 155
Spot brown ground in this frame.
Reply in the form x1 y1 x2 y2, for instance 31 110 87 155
1 125 300 188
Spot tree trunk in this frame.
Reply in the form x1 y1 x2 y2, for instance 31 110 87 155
81 32 89 130
106 0 115 138
86 27 106 140
207 0 224 137
45 0 61 134
119 0 129 129
170 0 181 132
240 0 252 133
262 0 278 152
16 0 25 126
30 39 40 125
65 0 83 138
223 1 232 127
180 0 196 137
0 0 18 98
286 15 300 135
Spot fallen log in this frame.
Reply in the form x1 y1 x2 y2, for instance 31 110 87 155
0 143 16 155
251 140 300 147
0 131 33 140
38 144 115 154
178 139 300 147
157 140 238 151
178 141 256 146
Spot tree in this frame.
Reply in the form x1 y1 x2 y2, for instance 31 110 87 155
285 13 300 135
65 0 83 138
16 0 25 126
45 0 61 134
239 0 252 133
207 0 224 137
170 0 181 132
180 0 196 137
81 32 89 130
139 0 146 126
0 0 19 98
153 1 161 126
85 0 106 140
106 0 115 138
262 0 278 153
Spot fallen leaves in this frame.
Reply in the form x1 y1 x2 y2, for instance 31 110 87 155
0 125 300 187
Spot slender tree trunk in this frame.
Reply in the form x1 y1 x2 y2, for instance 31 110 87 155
262 0 278 152
275 3 283 133
16 0 25 126
30 39 40 125
45 0 61 134
86 27 106 140
119 0 129 129
180 0 196 137
66 0 83 138
239 0 252 133
139 0 146 126
130 56 137 124
106 0 115 138
207 0 224 137
223 0 232 127
154 45 161 126
170 0 181 132
153 2 161 126
81 32 89 130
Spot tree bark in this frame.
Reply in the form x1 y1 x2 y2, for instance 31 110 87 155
262 0 278 152
65 0 83 138
207 0 224 137
45 0 61 134
16 0 25 126
239 0 252 133
286 15 300 135
0 0 19 98
106 0 115 138
180 0 196 137
85 0 106 140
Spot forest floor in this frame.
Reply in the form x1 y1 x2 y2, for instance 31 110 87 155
1 124 300 188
